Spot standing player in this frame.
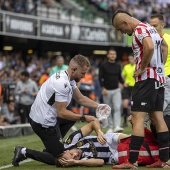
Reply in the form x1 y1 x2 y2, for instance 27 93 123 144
122 54 135 127
112 10 169 168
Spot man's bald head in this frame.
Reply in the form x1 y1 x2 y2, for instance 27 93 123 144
112 9 132 27
112 9 139 36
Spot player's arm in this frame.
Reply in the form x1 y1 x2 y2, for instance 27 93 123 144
59 158 104 167
134 37 154 77
80 120 106 144
56 101 96 122
72 87 98 109
161 39 168 64
141 37 154 71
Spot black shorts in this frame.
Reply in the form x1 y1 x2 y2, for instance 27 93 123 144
122 86 133 100
131 79 164 112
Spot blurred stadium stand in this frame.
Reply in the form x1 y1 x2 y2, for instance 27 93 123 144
0 0 170 26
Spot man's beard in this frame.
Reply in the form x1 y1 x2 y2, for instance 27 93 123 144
75 78 80 82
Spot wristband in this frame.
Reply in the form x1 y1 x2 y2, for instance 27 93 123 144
80 115 86 122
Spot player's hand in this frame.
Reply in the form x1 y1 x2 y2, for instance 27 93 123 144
134 68 146 77
123 83 129 87
59 158 76 167
85 115 98 123
97 130 107 145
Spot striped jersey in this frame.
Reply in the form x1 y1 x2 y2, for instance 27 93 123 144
30 70 76 127
64 130 120 165
132 22 165 83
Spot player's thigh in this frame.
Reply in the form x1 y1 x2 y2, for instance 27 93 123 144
42 128 63 156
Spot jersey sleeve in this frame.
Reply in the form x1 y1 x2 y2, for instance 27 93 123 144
53 80 70 102
135 26 151 44
70 80 77 90
64 129 83 149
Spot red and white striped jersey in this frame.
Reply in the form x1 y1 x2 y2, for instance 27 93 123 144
132 22 165 83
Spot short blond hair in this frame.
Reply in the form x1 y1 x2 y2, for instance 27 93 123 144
71 54 91 68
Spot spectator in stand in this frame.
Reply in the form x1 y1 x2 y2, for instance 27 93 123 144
99 49 124 133
1 95 20 124
15 71 39 123
38 67 51 86
49 56 68 76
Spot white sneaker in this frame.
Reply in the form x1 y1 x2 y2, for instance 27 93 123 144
113 127 124 133
106 128 113 133
71 125 77 132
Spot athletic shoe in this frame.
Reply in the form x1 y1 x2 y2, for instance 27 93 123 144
112 160 138 169
12 146 27 166
146 159 170 168
107 128 113 133
113 127 124 133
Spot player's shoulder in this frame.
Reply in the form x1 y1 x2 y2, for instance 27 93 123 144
134 22 150 33
51 70 67 80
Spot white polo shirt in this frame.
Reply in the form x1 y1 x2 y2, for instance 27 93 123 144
29 70 76 127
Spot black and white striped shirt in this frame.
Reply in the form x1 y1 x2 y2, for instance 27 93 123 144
64 130 120 164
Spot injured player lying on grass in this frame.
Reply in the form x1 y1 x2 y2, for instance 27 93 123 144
56 117 162 168
56 120 130 167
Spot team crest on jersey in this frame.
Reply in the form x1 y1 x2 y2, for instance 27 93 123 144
77 141 83 147
66 138 71 144
56 71 60 79
88 140 97 158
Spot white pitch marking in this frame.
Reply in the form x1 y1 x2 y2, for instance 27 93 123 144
0 159 32 169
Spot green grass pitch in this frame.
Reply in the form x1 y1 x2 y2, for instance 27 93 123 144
0 122 160 169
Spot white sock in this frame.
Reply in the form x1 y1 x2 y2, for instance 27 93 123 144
21 148 26 157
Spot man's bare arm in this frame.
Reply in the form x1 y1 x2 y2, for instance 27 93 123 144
55 101 97 122
73 88 98 109
141 37 154 71
60 158 104 167
80 120 106 144
134 37 154 77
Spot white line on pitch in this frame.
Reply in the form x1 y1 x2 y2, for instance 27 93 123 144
0 159 32 170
